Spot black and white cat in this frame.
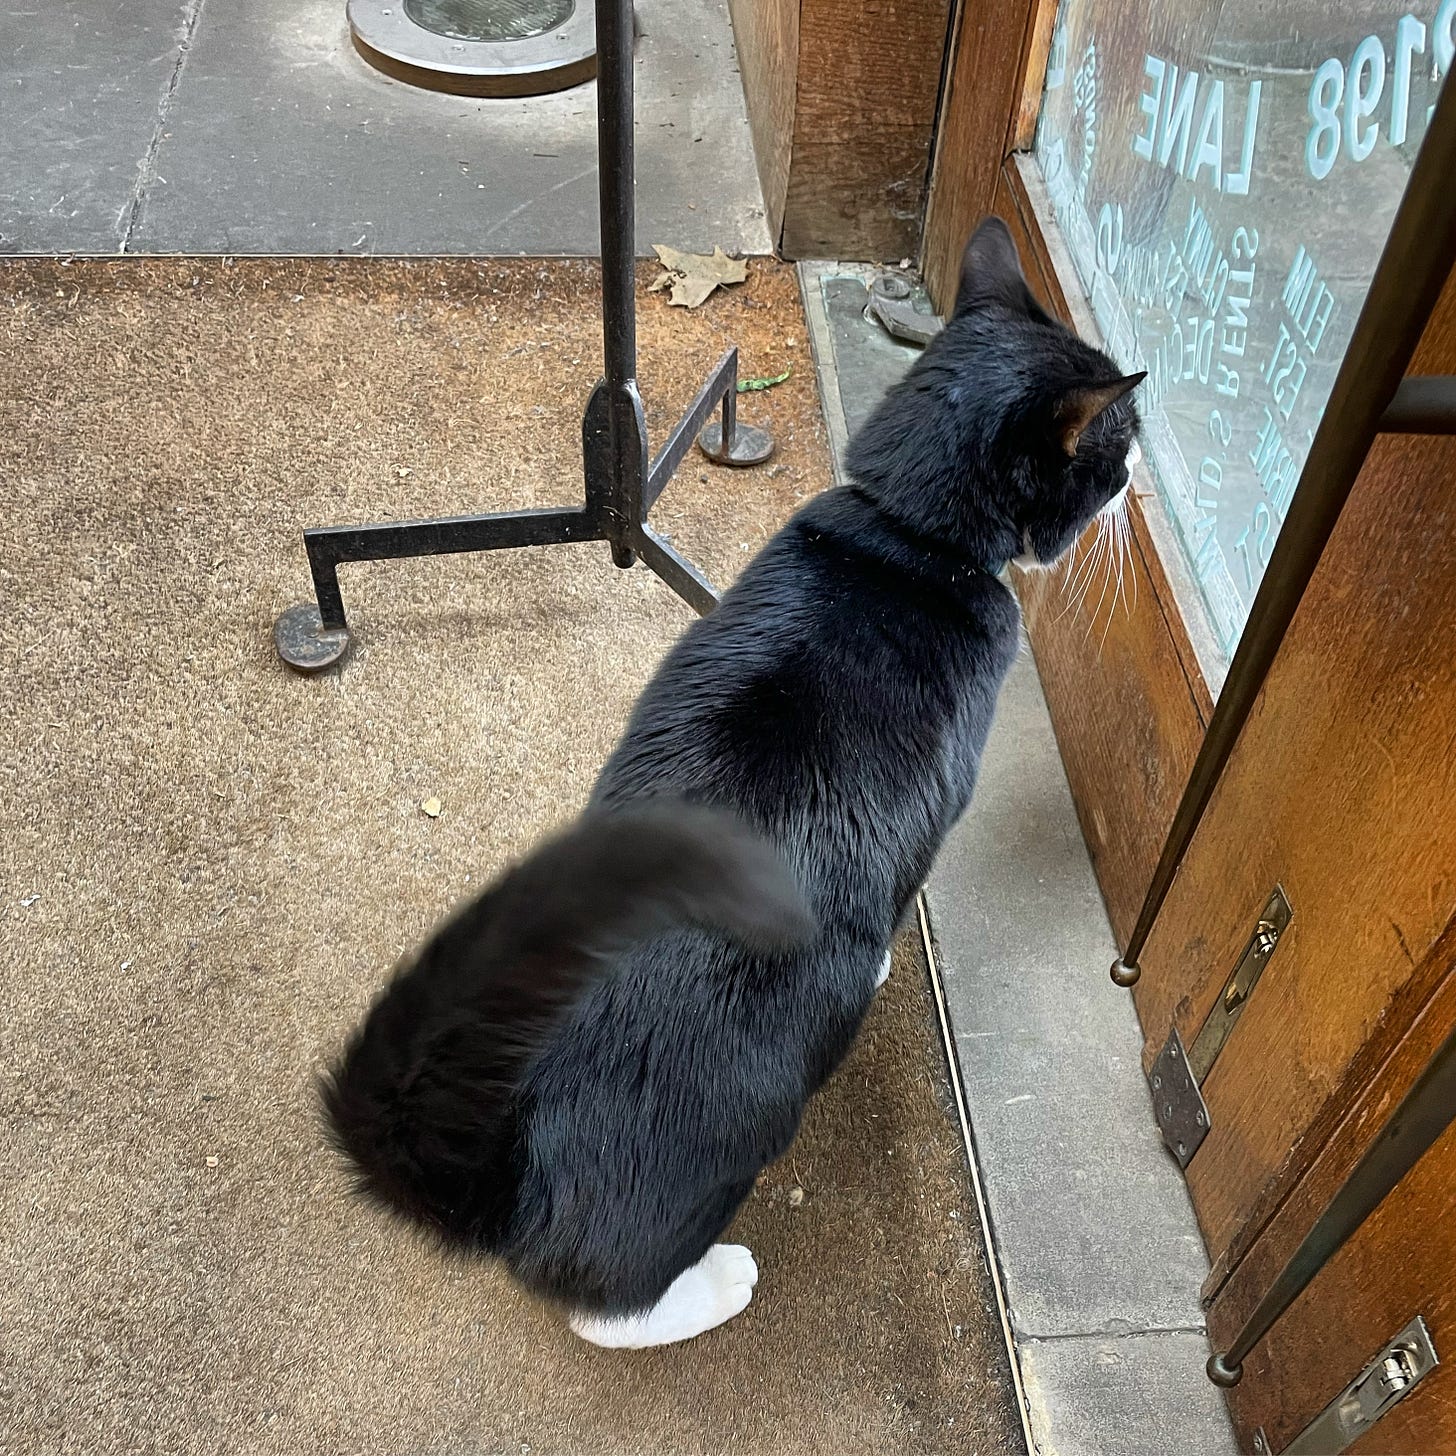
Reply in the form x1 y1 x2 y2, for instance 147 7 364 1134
320 217 1144 1349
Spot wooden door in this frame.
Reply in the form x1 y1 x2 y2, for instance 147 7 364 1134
923 0 1456 1447
1131 267 1456 1451
920 0 1455 952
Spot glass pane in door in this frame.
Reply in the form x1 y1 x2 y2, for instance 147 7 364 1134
1034 0 1453 657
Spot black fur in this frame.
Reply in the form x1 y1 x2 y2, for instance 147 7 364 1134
320 217 1143 1320
320 805 815 1250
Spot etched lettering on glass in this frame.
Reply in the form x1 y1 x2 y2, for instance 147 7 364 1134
1035 0 1446 654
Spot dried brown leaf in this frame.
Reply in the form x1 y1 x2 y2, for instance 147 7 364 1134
649 245 749 309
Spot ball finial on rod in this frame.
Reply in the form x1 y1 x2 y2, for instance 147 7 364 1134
1110 957 1141 987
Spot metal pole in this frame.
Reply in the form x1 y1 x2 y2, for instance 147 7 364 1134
1208 1020 1456 1386
272 0 771 671
595 0 636 392
1111 82 1456 987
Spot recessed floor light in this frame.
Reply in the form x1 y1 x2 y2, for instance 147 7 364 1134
348 0 596 96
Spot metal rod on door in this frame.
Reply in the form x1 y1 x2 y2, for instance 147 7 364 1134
1109 82 1456 989
272 0 774 673
1207 1020 1456 1387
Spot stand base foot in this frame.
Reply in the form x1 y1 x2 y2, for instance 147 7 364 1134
698 421 774 467
275 604 352 673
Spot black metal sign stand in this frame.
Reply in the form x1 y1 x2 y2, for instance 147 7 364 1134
274 0 771 672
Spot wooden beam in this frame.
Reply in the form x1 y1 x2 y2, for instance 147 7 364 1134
729 0 955 261
725 0 798 242
920 0 1052 309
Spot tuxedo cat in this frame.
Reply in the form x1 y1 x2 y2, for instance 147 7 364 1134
321 217 1144 1349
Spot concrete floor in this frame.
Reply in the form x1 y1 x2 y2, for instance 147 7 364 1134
1 0 770 256
801 263 1239 1456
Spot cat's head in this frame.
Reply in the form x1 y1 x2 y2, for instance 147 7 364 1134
846 216 1145 569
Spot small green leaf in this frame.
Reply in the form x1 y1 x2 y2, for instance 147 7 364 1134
737 368 791 393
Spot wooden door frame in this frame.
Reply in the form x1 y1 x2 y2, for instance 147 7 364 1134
921 0 1060 307
921 0 1222 944
727 0 958 262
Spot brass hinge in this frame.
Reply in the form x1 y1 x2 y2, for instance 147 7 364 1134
1150 886 1292 1166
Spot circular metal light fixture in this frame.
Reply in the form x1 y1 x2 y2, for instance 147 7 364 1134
349 0 596 96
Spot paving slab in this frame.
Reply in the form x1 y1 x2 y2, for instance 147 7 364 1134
0 0 188 252
130 0 769 255
1020 1334 1238 1456
799 262 921 475
927 655 1212 1339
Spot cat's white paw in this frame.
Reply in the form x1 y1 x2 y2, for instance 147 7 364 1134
875 950 892 988
569 1244 759 1349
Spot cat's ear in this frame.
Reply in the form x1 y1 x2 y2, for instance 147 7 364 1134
1052 373 1147 456
955 216 1039 317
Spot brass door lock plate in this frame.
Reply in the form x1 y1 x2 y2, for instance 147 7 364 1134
1148 886 1292 1167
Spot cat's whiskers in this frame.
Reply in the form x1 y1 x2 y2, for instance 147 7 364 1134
1099 505 1133 654
1089 519 1116 619
1056 514 1107 624
1119 502 1139 616
1109 501 1131 619
1082 514 1115 619
1052 531 1092 623
1083 488 1140 655
1084 514 1120 645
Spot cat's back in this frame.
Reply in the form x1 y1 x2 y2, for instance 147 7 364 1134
592 487 1020 812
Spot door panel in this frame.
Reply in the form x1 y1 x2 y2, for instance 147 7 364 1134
999 160 1213 942
1206 928 1456 1450
1139 421 1456 1263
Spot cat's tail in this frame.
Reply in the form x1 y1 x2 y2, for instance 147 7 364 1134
317 803 814 1248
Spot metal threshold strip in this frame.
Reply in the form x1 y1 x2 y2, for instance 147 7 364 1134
916 895 1038 1456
